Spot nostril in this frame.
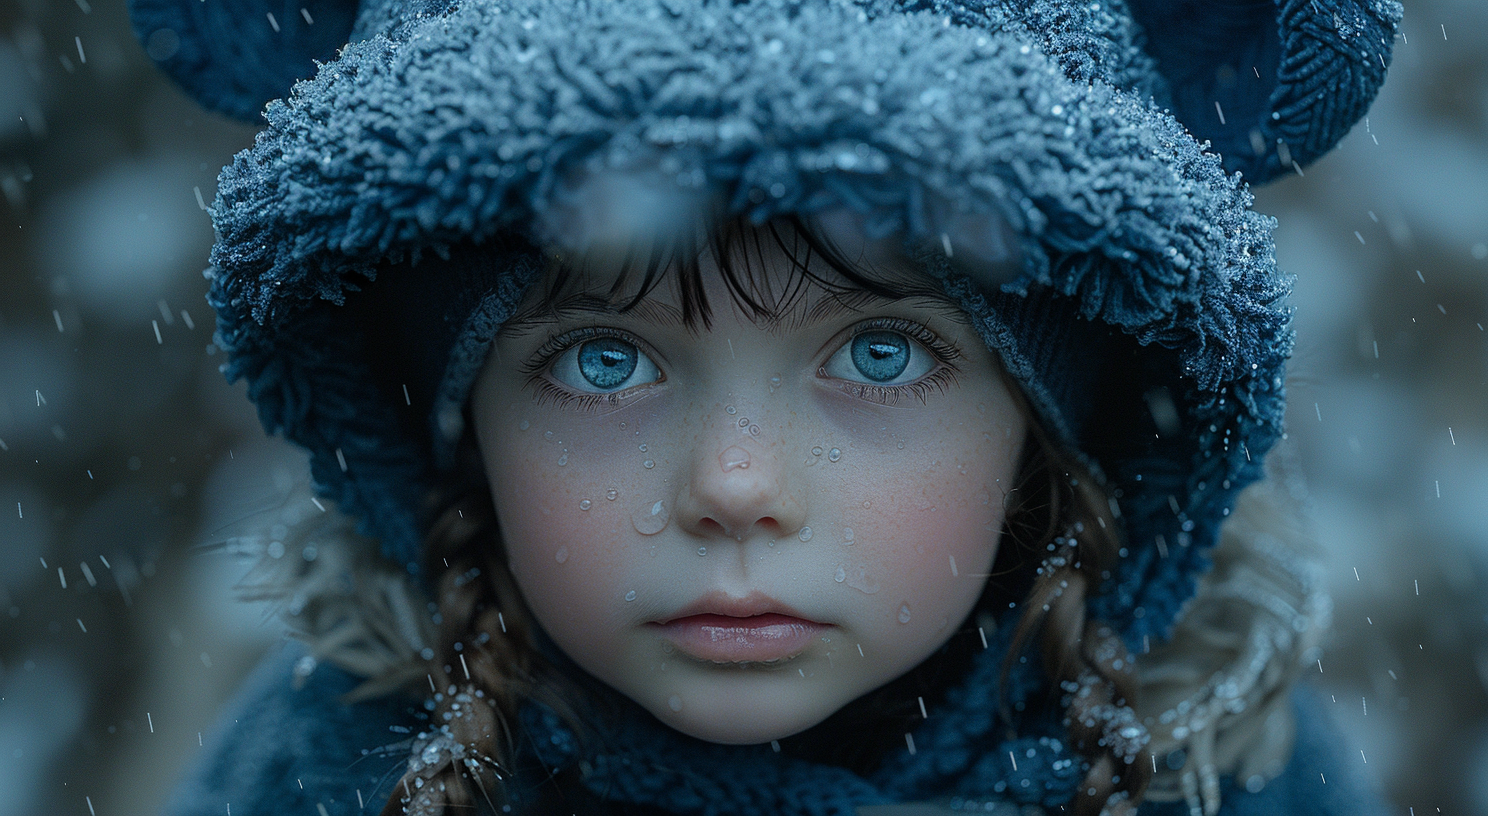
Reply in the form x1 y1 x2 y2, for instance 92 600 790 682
698 518 728 536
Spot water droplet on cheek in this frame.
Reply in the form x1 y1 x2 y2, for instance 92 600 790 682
544 431 554 440
579 500 591 511
606 489 619 501
834 567 846 583
725 405 737 415
639 443 648 452
557 452 568 466
898 603 912 624
643 460 655 469
827 448 841 462
798 526 813 542
555 547 569 564
811 447 823 457
625 590 637 601
668 695 683 712
697 546 707 557
632 501 669 535
519 420 530 431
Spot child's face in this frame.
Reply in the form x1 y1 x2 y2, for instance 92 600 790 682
471 233 1026 744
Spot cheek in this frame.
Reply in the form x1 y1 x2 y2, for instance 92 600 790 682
482 408 663 660
835 407 1022 633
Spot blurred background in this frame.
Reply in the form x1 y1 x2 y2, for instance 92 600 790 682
0 0 1484 814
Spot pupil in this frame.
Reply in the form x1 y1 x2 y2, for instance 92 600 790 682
850 331 909 382
578 338 638 389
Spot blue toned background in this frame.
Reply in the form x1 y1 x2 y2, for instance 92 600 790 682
0 1 1484 814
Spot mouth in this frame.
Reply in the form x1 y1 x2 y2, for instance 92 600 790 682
649 592 827 665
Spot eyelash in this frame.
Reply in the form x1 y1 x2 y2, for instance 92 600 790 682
827 317 962 406
521 318 963 411
521 327 658 411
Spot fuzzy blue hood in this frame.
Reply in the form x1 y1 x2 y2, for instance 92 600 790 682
159 0 1401 649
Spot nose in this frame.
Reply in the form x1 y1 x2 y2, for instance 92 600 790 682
674 433 805 542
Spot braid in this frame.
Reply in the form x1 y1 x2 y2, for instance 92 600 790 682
380 494 559 816
999 423 1152 816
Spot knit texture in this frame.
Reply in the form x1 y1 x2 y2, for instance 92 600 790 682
205 0 1298 652
163 646 1387 816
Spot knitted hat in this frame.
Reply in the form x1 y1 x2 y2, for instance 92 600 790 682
129 0 1398 656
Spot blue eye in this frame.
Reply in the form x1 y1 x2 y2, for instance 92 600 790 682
823 326 937 387
850 331 910 382
551 336 662 393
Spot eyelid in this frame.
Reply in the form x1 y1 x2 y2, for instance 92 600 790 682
818 317 963 404
521 326 667 406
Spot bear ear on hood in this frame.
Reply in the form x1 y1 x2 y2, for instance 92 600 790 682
1124 0 1399 184
128 0 359 122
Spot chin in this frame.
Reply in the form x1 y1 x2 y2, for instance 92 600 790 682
637 672 850 745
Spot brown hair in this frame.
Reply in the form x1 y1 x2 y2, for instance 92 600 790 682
379 218 1151 815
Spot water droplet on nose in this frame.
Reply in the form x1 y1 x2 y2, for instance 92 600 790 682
632 501 669 535
827 448 841 462
555 546 569 564
898 603 912 624
579 500 591 510
697 546 707 557
725 405 737 415
625 590 637 601
738 418 750 428
642 459 655 469
668 695 683 712
606 489 619 501
749 424 760 436
798 526 813 542
811 446 823 457
720 446 751 472
834 567 846 583
519 420 530 431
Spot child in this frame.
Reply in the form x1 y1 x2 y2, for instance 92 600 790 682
129 0 1400 813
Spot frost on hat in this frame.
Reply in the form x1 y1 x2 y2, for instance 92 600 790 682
131 0 1399 651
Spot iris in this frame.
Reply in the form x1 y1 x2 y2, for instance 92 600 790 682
578 338 638 389
850 331 910 382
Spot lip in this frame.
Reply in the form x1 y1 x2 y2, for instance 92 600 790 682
649 592 826 664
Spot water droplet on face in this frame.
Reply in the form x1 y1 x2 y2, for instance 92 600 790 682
738 417 749 428
643 459 655 469
811 446 823 457
555 546 569 564
725 405 737 415
749 424 760 436
632 500 669 535
557 453 568 466
720 446 751 472
544 431 554 440
519 420 530 431
896 441 905 450
625 590 637 601
579 500 591 510
827 448 841 462
638 443 648 452
898 603 912 624
769 375 781 388
799 526 813 542
606 489 619 501
697 546 707 556
834 567 846 583
668 695 683 712
846 569 880 595
843 527 854 542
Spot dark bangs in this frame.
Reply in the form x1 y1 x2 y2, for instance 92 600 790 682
518 212 955 331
